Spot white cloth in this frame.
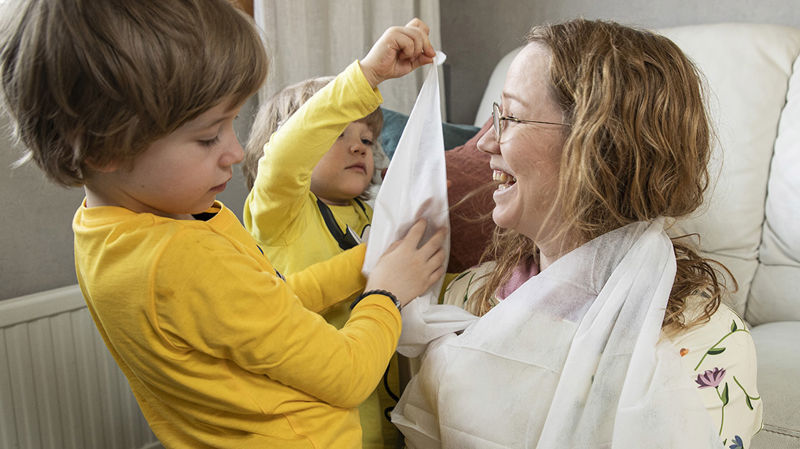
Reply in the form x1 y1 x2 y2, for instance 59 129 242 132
392 219 724 448
363 52 475 357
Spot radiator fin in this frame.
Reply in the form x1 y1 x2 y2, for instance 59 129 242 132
0 286 161 449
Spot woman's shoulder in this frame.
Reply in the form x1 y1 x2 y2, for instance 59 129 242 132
442 261 496 309
664 296 757 380
663 296 763 447
664 297 751 360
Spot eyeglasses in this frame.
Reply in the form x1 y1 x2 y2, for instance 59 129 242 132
492 102 569 143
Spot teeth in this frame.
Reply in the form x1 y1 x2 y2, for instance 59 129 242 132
492 170 515 185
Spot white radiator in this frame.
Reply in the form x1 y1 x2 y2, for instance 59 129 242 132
0 285 162 449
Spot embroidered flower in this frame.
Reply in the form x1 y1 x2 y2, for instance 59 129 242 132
728 435 743 449
680 347 689 357
695 367 726 388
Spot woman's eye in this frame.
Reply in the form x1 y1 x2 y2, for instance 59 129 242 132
362 138 374 146
198 136 220 147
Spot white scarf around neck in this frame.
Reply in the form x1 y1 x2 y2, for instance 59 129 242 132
392 219 723 449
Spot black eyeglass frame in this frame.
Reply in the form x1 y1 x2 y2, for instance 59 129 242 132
492 102 569 143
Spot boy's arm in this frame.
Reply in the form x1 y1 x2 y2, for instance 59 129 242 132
243 62 383 245
154 234 397 408
285 244 367 313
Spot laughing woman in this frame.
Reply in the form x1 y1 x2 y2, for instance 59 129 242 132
392 19 762 449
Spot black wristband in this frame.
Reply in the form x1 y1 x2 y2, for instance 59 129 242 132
350 289 402 311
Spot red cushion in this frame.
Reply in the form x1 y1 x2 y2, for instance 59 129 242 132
445 119 495 272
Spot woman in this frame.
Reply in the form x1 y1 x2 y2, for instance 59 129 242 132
392 19 762 448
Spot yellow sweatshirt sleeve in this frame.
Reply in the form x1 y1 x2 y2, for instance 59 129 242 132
153 231 399 408
286 244 367 313
243 61 383 247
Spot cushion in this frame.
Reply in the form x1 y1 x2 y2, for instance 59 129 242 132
444 119 494 272
747 47 800 325
379 108 481 159
656 24 800 316
749 322 800 447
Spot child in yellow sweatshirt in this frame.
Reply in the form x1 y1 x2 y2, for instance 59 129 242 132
242 69 402 447
0 0 443 446
242 75 385 303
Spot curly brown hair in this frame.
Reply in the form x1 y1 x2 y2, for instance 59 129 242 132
470 19 734 330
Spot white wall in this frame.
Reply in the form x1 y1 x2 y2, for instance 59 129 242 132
0 119 83 299
441 0 800 124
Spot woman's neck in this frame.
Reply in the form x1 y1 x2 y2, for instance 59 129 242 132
536 229 585 271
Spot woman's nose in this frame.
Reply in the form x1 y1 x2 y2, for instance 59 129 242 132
477 128 499 154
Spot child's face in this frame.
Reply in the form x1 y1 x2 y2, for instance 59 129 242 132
310 121 375 205
97 98 244 219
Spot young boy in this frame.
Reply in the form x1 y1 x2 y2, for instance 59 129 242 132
0 1 442 448
242 76 386 286
241 76 392 447
241 76 388 202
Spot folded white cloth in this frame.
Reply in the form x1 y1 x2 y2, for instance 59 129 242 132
392 219 723 448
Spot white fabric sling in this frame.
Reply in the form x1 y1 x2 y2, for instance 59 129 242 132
392 219 723 448
362 51 475 357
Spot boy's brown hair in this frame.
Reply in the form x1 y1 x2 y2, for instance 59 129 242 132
243 77 384 191
0 0 268 187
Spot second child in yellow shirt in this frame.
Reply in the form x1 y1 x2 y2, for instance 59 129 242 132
242 76 384 291
242 19 436 449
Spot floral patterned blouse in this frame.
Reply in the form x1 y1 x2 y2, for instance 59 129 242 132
443 262 764 449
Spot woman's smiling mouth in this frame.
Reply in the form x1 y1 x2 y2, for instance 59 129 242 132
493 169 517 190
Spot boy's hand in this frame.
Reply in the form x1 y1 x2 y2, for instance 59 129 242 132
360 18 436 88
365 219 446 307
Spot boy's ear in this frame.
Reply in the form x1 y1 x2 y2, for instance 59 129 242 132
84 157 120 173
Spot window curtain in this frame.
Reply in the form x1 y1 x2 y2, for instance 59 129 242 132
253 0 442 115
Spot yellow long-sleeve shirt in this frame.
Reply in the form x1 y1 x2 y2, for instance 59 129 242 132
73 200 400 449
243 60 379 279
243 62 403 448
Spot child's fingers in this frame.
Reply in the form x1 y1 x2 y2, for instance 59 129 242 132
384 239 403 254
418 227 447 258
389 32 414 62
419 249 446 287
410 54 435 70
427 262 446 285
402 219 429 247
391 27 425 62
426 247 446 272
406 26 431 60
405 18 435 58
360 19 435 86
405 18 429 36
396 29 434 69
